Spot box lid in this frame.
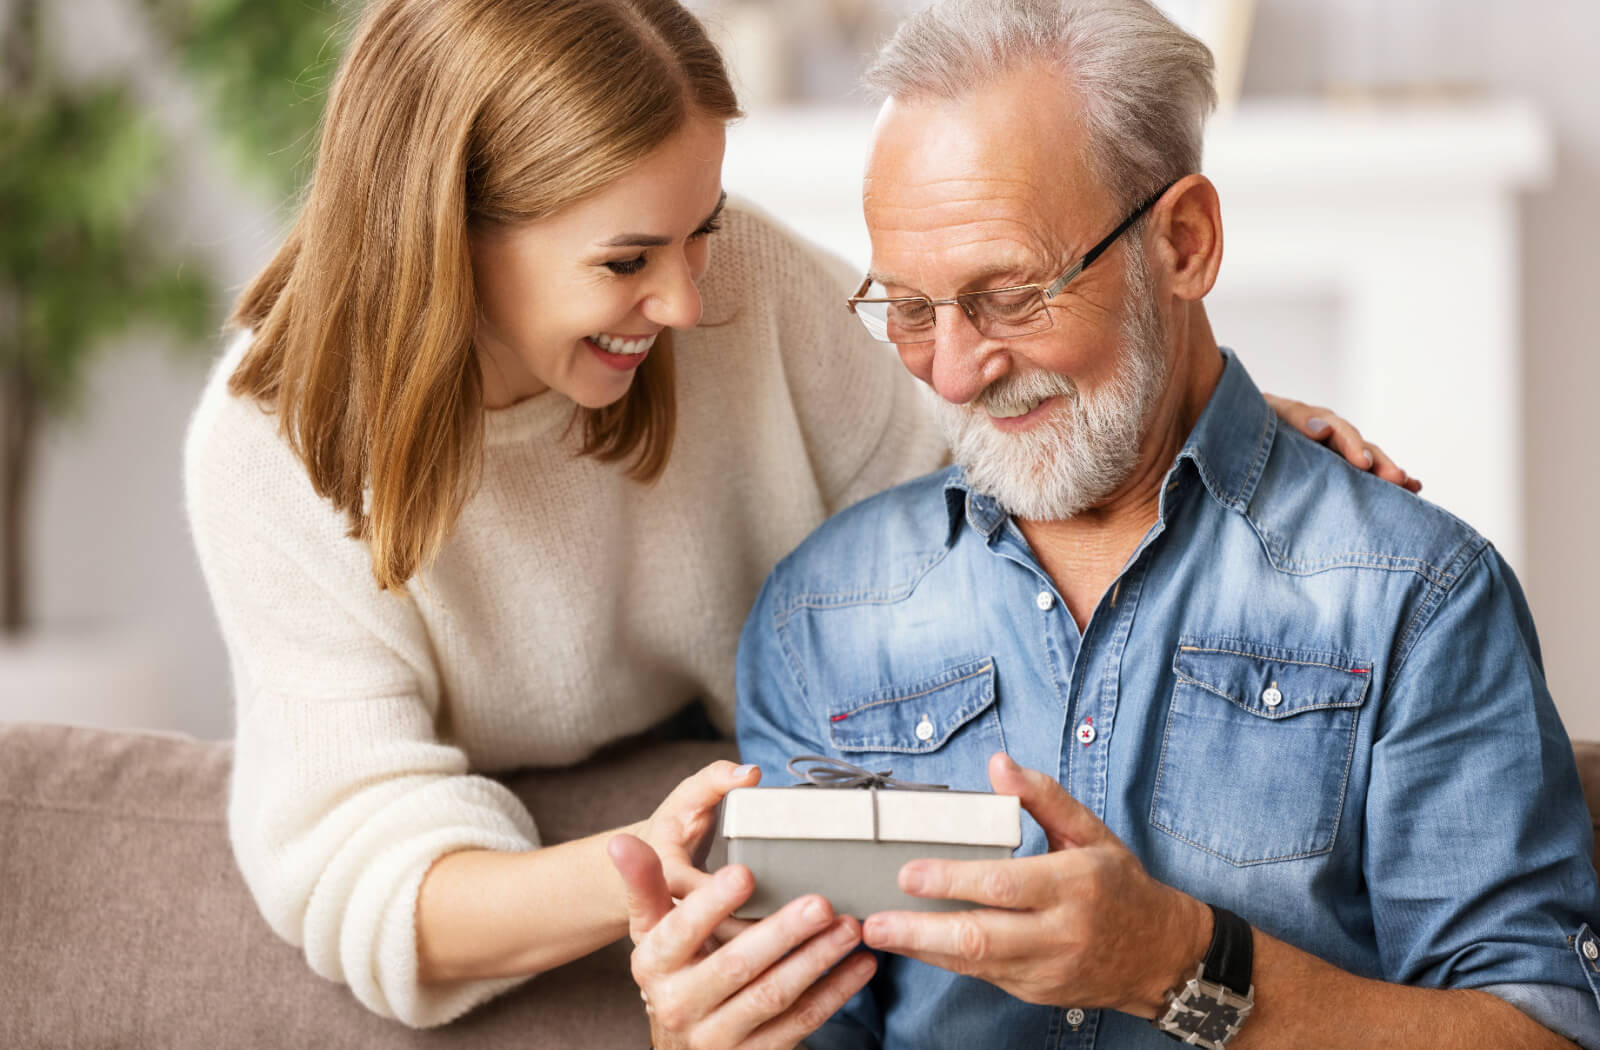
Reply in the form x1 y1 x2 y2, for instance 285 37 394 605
721 786 1021 848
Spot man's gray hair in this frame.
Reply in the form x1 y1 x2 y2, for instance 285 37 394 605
864 0 1218 209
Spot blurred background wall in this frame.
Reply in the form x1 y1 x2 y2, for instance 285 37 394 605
2 0 1595 740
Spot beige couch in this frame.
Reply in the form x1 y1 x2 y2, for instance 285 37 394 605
0 722 736 1048
2 723 1597 1049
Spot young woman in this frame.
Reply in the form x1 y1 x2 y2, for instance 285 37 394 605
184 0 1412 1032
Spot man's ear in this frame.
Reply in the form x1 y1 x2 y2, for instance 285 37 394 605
1152 174 1223 302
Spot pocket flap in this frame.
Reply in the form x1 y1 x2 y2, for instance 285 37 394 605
1173 640 1371 719
827 657 997 754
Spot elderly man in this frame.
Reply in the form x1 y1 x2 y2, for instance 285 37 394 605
611 1 1600 1048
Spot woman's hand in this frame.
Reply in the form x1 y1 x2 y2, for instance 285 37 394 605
638 761 762 901
1265 393 1422 493
609 834 876 1050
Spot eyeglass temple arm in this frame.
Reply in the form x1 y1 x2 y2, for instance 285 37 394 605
1047 180 1178 298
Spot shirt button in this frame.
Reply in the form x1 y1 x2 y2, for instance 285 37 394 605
1066 1008 1086 1026
1262 685 1283 708
1076 722 1097 746
1586 940 1599 962
1036 591 1055 611
915 716 935 742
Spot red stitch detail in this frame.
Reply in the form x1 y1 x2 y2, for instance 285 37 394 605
1350 668 1370 674
830 713 849 722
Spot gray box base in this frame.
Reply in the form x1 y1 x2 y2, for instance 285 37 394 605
727 838 1012 918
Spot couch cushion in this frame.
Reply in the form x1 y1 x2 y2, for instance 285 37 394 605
0 721 735 1049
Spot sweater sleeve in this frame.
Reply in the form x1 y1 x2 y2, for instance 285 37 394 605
733 202 950 515
183 350 538 1027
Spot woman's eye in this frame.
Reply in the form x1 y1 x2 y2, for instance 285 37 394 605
689 217 724 241
605 256 647 276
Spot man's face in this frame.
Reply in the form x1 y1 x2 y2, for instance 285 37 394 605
862 65 1171 520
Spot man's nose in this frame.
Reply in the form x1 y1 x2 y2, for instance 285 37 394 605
640 256 704 331
924 306 1009 405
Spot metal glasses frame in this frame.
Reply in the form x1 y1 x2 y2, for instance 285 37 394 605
845 180 1179 343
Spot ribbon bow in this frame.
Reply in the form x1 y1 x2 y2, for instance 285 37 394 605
785 755 949 791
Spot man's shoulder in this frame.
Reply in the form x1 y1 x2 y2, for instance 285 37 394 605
762 467 958 608
1249 425 1489 590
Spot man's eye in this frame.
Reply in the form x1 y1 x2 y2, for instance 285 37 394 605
605 256 647 276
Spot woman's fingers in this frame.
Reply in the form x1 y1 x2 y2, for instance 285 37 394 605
1269 395 1420 489
650 761 761 861
693 916 872 1048
661 762 761 820
1363 441 1415 489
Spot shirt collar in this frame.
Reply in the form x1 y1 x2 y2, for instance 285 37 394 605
1172 347 1276 514
940 348 1275 543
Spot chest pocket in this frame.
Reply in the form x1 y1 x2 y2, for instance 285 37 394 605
1151 639 1371 866
826 657 1003 793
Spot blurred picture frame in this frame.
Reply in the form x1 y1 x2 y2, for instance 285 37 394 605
1153 0 1257 109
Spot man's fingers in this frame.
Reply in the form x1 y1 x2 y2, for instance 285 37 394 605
608 833 674 943
860 906 1037 965
742 949 878 1050
666 892 841 1024
987 752 1111 850
666 864 716 901
638 863 774 981
698 918 871 1048
897 852 1058 909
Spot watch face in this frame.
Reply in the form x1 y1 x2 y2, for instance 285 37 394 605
1191 999 1244 1042
1157 978 1252 1049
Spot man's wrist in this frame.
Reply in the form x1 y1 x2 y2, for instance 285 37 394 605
1133 889 1214 1019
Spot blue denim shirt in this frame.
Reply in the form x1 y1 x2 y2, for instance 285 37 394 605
736 350 1600 1049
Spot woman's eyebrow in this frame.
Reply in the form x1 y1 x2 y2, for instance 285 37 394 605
597 191 728 248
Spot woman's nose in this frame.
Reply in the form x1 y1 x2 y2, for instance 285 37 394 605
640 257 704 330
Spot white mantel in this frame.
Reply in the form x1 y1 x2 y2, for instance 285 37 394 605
723 99 1552 568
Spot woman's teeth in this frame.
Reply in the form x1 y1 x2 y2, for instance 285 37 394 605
591 332 657 356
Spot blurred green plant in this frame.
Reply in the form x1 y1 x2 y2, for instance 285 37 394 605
0 0 214 634
140 0 346 195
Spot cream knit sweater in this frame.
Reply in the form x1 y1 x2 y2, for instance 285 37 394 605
183 202 948 1027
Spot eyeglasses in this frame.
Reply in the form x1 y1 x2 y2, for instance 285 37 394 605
846 180 1176 344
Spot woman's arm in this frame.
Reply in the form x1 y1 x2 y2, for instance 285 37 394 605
416 762 758 983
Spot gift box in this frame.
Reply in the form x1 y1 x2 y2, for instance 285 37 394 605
720 758 1021 919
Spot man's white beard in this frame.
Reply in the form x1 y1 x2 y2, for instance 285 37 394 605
936 244 1170 522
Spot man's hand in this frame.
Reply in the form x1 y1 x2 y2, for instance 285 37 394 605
608 833 877 1050
860 752 1211 1017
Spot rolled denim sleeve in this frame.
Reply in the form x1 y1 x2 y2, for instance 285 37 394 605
736 573 885 1050
1369 546 1600 1046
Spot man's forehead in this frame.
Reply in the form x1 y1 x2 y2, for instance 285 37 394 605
862 71 1113 285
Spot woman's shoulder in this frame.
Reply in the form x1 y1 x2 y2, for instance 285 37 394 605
706 196 858 302
182 330 333 538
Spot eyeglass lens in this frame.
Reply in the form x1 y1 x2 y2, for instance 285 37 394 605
853 286 1051 344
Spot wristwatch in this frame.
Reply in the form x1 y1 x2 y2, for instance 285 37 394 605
1153 903 1254 1048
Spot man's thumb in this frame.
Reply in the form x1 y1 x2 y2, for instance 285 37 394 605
608 833 674 943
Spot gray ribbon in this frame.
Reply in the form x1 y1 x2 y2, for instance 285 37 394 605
784 755 948 842
785 755 949 791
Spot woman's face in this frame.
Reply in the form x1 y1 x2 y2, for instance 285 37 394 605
470 116 729 410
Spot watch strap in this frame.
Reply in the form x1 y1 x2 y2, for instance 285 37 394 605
1202 904 1253 998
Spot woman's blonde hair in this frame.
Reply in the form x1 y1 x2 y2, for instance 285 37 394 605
229 0 741 591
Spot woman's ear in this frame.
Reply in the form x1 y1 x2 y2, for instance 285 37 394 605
1153 174 1223 302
